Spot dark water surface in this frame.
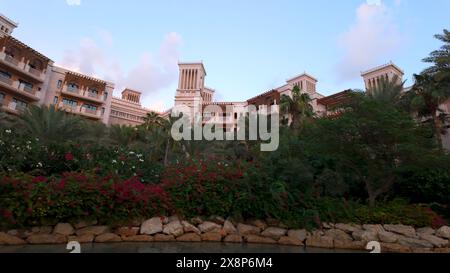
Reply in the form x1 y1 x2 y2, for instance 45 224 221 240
0 242 364 253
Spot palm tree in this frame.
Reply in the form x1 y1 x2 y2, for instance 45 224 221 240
19 105 87 144
280 85 314 131
409 73 450 150
366 75 406 104
407 29 450 151
422 29 450 82
109 125 142 147
143 111 165 130
0 110 18 129
82 119 109 144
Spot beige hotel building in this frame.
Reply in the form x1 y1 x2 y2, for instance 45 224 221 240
0 14 159 125
1 14 449 149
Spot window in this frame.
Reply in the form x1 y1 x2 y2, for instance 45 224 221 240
101 107 105 115
62 98 77 107
57 80 63 89
0 93 5 104
53 96 58 104
13 98 27 111
67 83 79 92
88 88 99 98
104 92 108 101
29 59 43 71
19 80 33 90
0 70 11 79
83 104 97 111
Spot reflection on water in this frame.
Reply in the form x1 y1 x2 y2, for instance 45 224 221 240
0 242 363 253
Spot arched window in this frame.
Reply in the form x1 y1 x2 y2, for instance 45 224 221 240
29 59 44 71
5 46 20 58
68 83 79 92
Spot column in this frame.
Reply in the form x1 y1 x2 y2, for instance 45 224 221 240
188 69 192 90
178 68 182 89
181 69 185 89
194 69 197 90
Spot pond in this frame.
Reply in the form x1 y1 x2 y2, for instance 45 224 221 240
0 242 364 253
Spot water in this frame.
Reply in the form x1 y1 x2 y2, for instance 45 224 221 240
0 242 363 253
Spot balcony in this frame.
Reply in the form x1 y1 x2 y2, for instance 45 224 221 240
0 75 13 86
28 66 42 77
0 77 41 101
4 55 19 66
0 52 46 82
61 85 105 104
80 106 102 119
57 102 102 120
2 101 27 115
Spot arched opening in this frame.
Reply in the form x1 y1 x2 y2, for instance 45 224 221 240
5 46 20 58
29 59 44 71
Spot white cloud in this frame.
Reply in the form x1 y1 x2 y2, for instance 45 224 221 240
57 32 182 111
66 0 81 6
336 1 403 80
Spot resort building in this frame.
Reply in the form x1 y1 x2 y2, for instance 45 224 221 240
0 14 53 115
44 66 114 124
361 61 405 90
0 13 448 150
109 89 158 126
0 13 158 126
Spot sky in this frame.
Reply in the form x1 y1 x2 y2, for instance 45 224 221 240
0 0 448 111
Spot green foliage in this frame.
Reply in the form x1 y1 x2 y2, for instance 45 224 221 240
304 95 437 206
280 85 315 131
396 154 450 205
0 173 169 228
1 30 450 231
314 198 443 228
19 105 88 144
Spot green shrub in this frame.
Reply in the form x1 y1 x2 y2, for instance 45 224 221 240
314 198 445 228
0 173 169 228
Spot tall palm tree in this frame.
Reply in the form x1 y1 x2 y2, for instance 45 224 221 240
366 75 406 104
422 29 450 82
143 111 165 130
280 85 314 131
407 30 450 151
109 125 142 147
409 73 450 150
0 110 18 129
19 105 87 144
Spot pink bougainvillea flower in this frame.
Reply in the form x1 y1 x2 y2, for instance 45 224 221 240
2 209 13 219
65 153 74 161
32 176 47 183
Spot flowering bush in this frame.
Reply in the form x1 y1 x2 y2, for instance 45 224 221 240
0 173 170 228
0 129 163 184
161 159 310 226
162 159 246 218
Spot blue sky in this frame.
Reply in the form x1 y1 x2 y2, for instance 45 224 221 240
1 0 448 111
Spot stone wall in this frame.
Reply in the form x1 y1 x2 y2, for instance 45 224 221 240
1 216 449 253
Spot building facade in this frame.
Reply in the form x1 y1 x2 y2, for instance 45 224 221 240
109 89 159 126
44 66 114 124
0 15 54 115
0 14 158 126
1 13 448 150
